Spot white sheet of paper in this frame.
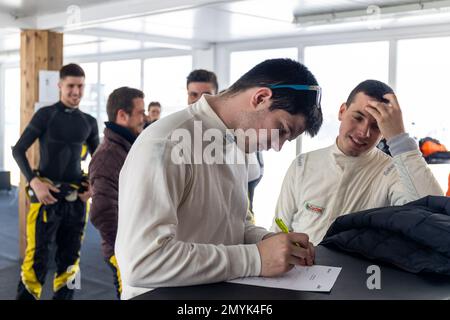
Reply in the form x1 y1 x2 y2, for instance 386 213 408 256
229 265 342 292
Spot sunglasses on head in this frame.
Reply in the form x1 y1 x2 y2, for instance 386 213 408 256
269 84 322 110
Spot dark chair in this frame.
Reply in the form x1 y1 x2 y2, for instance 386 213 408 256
0 171 12 191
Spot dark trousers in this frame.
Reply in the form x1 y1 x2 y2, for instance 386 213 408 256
16 199 87 300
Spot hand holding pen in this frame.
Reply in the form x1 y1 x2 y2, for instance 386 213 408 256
275 218 315 264
256 217 315 277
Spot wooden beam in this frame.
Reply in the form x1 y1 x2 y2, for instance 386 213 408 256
19 30 63 258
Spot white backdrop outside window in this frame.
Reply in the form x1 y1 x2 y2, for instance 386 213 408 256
143 55 192 117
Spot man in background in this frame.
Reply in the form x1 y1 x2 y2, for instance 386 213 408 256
144 101 161 128
13 63 99 300
186 69 218 105
89 87 145 299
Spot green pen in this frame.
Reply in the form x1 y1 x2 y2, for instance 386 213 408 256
275 217 290 233
275 217 300 247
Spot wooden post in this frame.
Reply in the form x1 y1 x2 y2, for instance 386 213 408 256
19 30 63 258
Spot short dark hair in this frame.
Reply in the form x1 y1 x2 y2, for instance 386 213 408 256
148 101 161 110
107 87 144 122
60 63 85 79
187 69 218 93
346 80 394 107
226 58 322 137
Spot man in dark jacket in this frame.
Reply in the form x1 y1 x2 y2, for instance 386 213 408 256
89 87 145 299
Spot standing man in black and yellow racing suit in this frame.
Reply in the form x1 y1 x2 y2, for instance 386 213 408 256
12 63 99 300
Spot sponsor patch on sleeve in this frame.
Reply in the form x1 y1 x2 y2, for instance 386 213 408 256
297 154 305 167
304 202 324 214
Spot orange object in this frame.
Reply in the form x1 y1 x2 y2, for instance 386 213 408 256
447 173 450 197
420 140 448 157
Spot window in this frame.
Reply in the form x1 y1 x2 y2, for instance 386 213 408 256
3 68 21 186
143 55 192 116
230 47 298 229
397 37 450 148
303 41 390 153
79 62 100 128
230 48 298 84
397 37 450 193
99 59 141 131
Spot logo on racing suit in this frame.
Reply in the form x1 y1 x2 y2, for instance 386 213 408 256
304 202 324 214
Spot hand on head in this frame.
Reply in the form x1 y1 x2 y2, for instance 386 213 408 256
365 93 405 140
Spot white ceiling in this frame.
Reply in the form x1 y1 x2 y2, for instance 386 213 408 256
0 0 449 60
0 0 124 18
0 0 428 19
91 0 435 43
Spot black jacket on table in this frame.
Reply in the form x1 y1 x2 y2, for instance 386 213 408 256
321 195 450 275
12 101 99 183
